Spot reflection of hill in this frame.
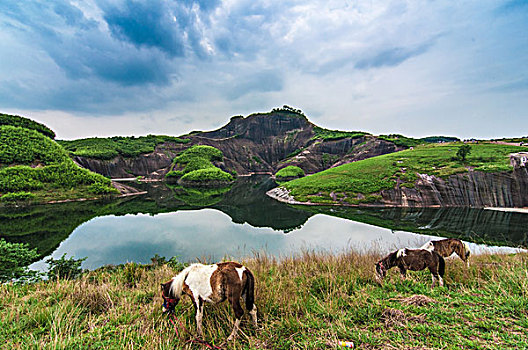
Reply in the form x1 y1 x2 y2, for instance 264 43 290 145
2 177 525 263
0 176 313 259
212 176 311 232
305 206 528 248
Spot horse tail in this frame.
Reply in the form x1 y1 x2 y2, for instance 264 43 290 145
243 269 256 311
438 254 445 278
463 241 471 258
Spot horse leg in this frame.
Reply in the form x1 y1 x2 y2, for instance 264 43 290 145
249 306 258 329
227 289 244 341
194 297 204 338
242 293 258 329
398 266 407 280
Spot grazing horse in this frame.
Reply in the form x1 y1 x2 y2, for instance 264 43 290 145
375 248 445 287
161 262 257 341
421 238 471 267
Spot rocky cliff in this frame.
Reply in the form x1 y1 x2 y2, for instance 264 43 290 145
72 110 404 178
380 165 528 208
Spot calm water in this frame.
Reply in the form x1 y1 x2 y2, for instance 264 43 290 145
1 176 526 271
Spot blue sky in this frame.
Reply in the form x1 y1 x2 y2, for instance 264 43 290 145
0 0 527 139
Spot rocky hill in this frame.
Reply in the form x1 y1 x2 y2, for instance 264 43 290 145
69 107 405 178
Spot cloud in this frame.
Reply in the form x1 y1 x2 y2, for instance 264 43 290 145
0 0 527 140
102 1 185 58
355 42 434 70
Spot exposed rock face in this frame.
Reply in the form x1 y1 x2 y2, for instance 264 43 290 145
380 166 528 208
73 111 403 178
73 143 185 179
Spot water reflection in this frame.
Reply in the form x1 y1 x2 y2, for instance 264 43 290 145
0 176 526 271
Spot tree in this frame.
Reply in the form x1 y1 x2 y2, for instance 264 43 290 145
456 144 471 161
0 239 40 283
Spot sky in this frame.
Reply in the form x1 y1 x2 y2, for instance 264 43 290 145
0 0 527 140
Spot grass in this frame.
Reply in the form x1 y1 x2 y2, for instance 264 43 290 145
0 126 117 202
282 142 526 204
312 126 369 141
58 135 190 160
1 252 526 349
275 166 305 179
0 113 56 139
167 145 234 184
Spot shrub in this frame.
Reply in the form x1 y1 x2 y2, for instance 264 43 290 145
0 239 40 283
0 125 69 165
0 113 56 139
276 165 305 179
173 145 223 164
46 254 86 280
88 182 118 195
180 168 234 182
0 191 36 202
122 262 142 287
456 144 472 161
58 135 190 160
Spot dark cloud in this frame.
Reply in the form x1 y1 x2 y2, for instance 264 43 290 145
355 42 433 70
103 1 185 58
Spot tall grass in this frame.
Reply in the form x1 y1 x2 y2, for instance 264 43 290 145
1 252 527 349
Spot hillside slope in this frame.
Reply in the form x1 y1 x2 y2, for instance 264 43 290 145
67 107 409 178
0 116 118 204
268 142 528 208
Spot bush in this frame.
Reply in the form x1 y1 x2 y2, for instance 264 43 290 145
46 254 86 280
173 145 223 164
59 135 190 160
0 125 69 165
0 191 36 202
88 182 118 195
276 165 305 179
0 239 40 283
0 113 56 139
180 168 234 182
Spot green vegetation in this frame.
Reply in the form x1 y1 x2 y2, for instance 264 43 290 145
166 145 233 185
378 135 461 148
0 123 117 203
46 254 86 280
1 251 526 349
275 165 305 179
58 135 190 160
180 168 233 183
0 191 36 203
271 105 305 116
282 142 526 204
312 126 369 141
456 144 471 161
0 239 40 283
0 126 69 165
378 134 423 148
0 113 55 139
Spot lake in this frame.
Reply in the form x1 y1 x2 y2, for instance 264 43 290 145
1 176 526 271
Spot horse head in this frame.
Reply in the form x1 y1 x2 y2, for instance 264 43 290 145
375 261 386 284
160 280 180 313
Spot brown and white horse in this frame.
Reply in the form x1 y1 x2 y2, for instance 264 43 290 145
375 248 445 287
421 238 471 267
161 261 257 341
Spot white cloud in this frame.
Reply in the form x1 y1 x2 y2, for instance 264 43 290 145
0 0 526 139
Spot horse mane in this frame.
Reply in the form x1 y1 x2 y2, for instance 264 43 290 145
170 264 198 298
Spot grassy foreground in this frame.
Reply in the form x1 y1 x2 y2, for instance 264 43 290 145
1 252 527 349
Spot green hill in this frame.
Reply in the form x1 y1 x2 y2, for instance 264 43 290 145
58 135 190 160
0 113 55 139
0 119 117 204
281 142 526 204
